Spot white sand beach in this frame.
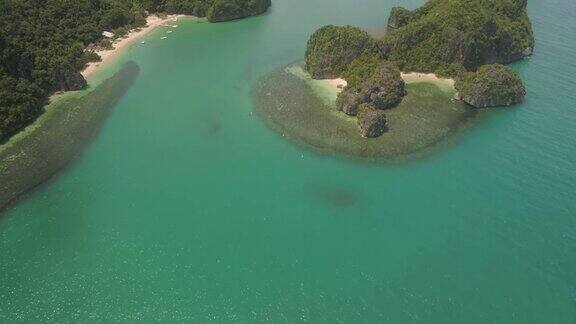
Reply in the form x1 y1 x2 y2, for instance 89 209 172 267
81 14 184 78
401 72 455 88
312 72 454 96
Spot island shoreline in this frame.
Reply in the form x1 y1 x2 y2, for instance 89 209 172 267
81 14 187 80
0 63 140 213
310 72 455 99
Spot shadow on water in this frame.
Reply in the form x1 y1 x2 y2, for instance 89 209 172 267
314 186 359 208
0 61 141 216
251 62 480 165
209 121 223 136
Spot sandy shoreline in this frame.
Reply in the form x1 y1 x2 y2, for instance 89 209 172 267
312 72 454 95
401 72 455 87
318 78 347 89
82 14 184 79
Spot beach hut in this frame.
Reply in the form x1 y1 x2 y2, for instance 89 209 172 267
102 31 114 38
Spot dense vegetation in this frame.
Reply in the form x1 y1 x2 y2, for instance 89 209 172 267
150 0 271 22
305 0 533 82
305 25 375 79
342 53 383 89
207 0 271 22
455 64 526 107
0 0 144 141
0 0 271 142
337 62 406 117
383 0 534 75
303 0 533 118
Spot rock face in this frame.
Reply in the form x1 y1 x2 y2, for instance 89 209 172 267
336 89 364 116
336 61 406 116
363 62 406 109
387 7 412 30
455 64 526 108
207 0 271 22
305 25 374 79
357 104 387 138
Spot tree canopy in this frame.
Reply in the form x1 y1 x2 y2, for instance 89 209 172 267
455 64 526 107
382 0 534 75
0 0 271 142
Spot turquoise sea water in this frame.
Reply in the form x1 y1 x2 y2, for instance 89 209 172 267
1 0 576 322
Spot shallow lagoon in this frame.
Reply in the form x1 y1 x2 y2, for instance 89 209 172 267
253 63 476 162
0 63 139 209
1 0 576 322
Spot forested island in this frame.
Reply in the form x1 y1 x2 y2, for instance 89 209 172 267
253 0 534 162
304 0 533 138
0 0 271 143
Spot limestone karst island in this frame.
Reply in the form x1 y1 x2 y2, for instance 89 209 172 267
2 0 576 322
254 0 533 160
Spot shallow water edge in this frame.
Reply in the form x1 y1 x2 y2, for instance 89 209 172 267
252 62 478 164
0 62 140 212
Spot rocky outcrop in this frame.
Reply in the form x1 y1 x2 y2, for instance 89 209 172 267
455 64 525 108
357 104 387 138
387 7 412 30
207 0 272 22
363 62 406 109
383 0 535 74
336 61 406 116
305 25 375 79
336 88 364 116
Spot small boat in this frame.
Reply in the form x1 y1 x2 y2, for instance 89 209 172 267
141 41 146 44
161 36 167 39
167 30 173 33
173 25 178 28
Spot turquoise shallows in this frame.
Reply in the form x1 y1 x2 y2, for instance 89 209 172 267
1 0 576 322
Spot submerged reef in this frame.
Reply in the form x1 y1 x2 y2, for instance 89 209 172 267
252 63 476 162
0 62 139 211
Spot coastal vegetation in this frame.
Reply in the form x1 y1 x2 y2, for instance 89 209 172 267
303 0 533 138
455 64 526 108
305 25 375 79
383 0 534 74
0 0 271 142
0 62 139 210
337 62 406 116
157 0 271 21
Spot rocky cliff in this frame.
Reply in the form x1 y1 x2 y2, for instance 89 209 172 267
357 103 388 138
455 64 526 108
304 25 375 79
382 0 534 75
336 62 406 116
